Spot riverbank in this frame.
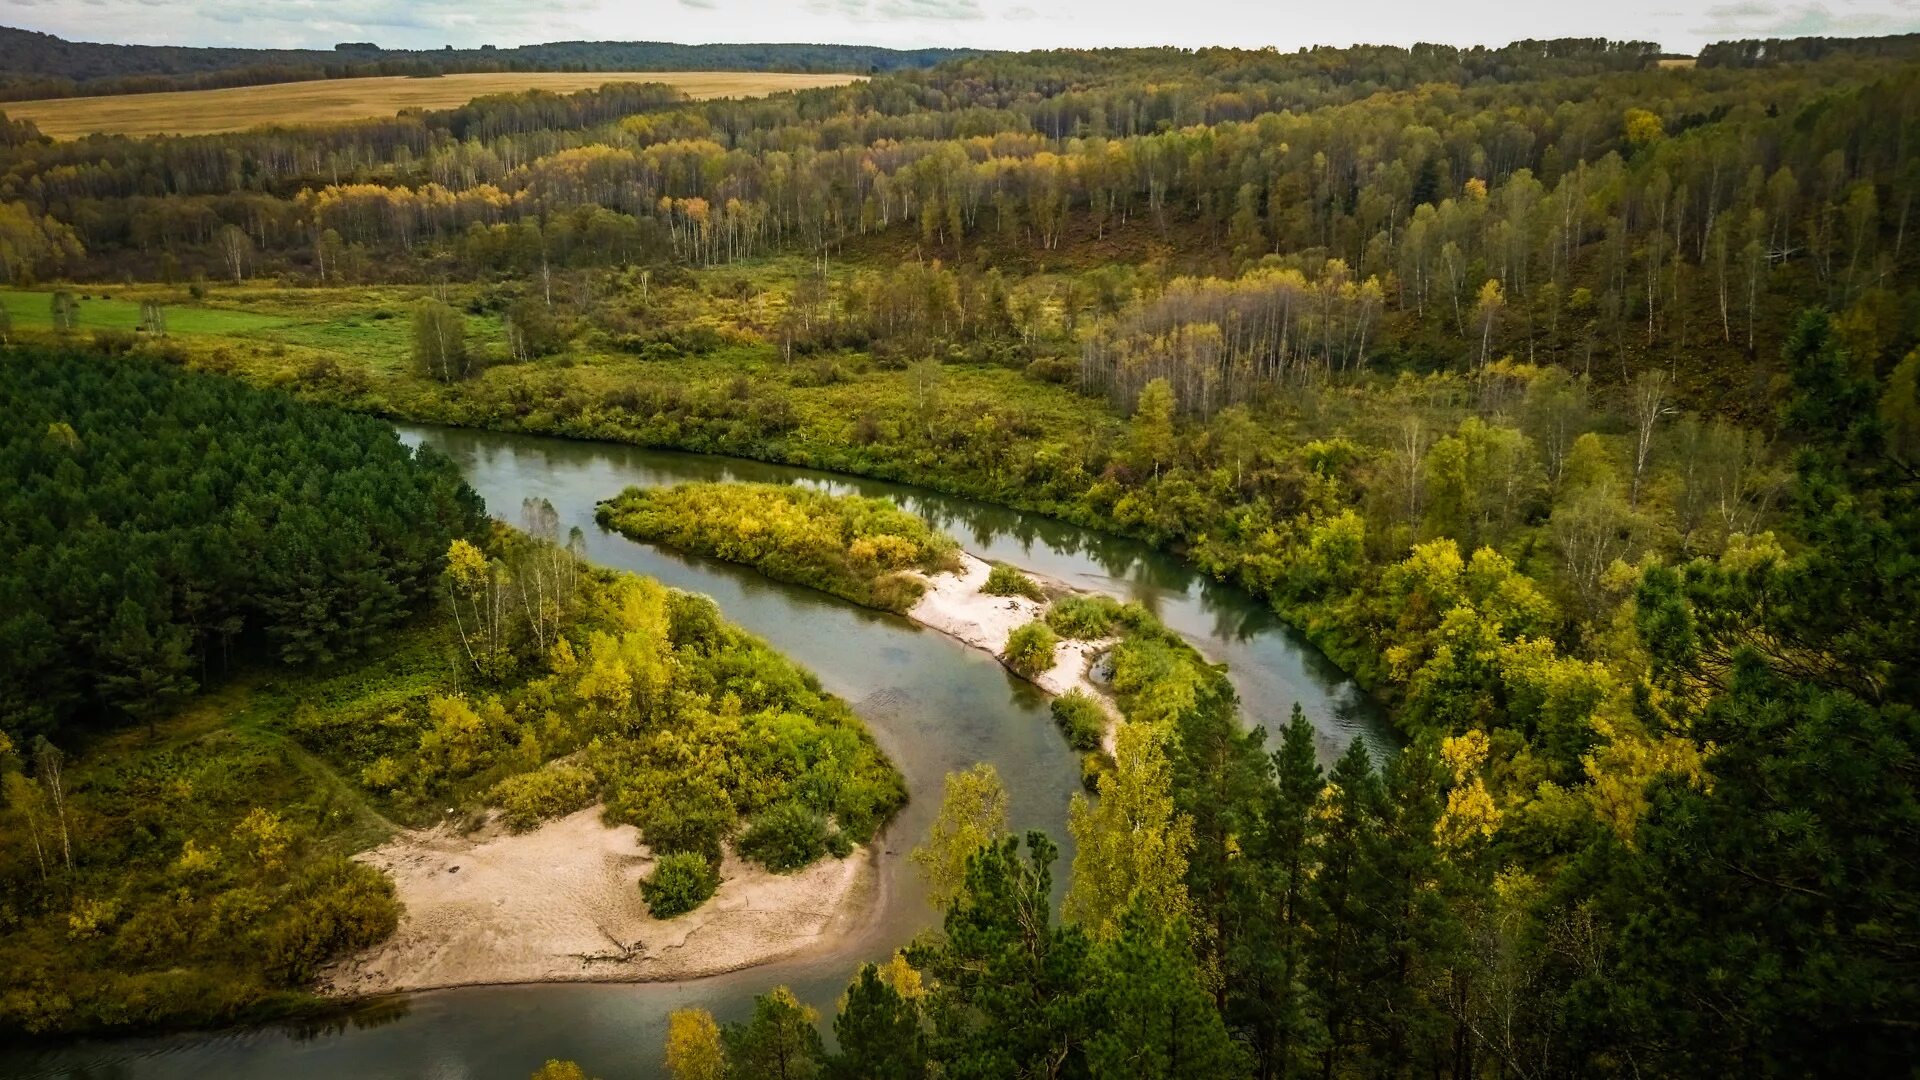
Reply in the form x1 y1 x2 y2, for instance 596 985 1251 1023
320 806 878 996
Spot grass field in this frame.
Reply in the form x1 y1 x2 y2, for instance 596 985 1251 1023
0 289 291 334
7 71 863 139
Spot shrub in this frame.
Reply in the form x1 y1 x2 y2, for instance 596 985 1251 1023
1079 750 1114 793
982 563 1046 601
1045 594 1125 638
489 763 596 832
1004 620 1060 678
1050 691 1108 751
737 800 831 872
641 851 720 918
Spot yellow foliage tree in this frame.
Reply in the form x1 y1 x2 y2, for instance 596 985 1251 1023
664 1007 726 1080
910 763 1010 910
1064 720 1193 939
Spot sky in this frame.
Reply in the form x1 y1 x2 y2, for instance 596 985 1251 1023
6 0 1919 56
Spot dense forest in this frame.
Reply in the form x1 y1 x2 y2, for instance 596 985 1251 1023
0 349 485 741
1 27 1917 1076
0 26 972 100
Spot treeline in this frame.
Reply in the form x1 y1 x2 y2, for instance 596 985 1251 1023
1698 31 1920 67
0 26 972 101
0 348 485 743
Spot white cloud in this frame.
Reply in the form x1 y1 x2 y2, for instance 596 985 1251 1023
8 0 1919 53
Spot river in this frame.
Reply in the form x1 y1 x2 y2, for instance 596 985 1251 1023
6 424 1388 1080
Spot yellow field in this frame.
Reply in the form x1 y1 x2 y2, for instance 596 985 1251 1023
7 71 862 139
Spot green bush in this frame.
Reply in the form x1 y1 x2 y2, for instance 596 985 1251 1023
1003 620 1060 678
489 762 596 832
738 800 831 872
1045 594 1128 638
641 851 720 918
1050 690 1108 751
982 563 1046 601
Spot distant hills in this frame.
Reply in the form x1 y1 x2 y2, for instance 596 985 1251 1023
0 26 981 101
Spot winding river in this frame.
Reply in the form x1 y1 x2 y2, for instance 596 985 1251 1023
7 424 1389 1080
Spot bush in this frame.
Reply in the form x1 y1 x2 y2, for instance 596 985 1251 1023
1079 750 1114 793
737 800 831 872
489 763 596 832
1045 594 1126 639
641 851 720 918
1050 691 1108 751
1003 620 1060 678
982 563 1046 601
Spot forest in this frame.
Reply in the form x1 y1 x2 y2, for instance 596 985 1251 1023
0 27 1916 1078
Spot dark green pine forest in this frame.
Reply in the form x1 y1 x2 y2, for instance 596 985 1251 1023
0 27 1916 1079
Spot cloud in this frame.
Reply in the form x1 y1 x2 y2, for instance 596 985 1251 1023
877 0 986 18
1693 0 1920 36
10 0 1920 55
802 0 985 19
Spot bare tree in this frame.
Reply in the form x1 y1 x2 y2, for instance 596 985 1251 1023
218 224 250 284
1629 370 1674 510
32 737 73 873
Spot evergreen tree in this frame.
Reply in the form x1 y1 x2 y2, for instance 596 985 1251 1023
1237 705 1327 1079
824 963 926 1080
1307 739 1387 1079
1087 905 1250 1079
915 832 1097 1079
721 986 821 1080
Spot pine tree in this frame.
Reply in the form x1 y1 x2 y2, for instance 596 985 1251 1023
1088 905 1250 1078
915 831 1097 1078
825 963 926 1079
721 986 821 1080
1308 739 1387 1080
1239 705 1327 1079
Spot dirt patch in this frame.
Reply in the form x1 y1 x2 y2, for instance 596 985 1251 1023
320 805 875 996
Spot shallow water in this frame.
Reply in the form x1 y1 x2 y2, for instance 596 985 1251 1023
4 424 1389 1080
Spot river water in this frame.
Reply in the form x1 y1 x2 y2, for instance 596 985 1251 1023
6 424 1388 1080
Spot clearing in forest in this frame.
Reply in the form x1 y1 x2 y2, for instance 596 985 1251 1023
6 71 863 139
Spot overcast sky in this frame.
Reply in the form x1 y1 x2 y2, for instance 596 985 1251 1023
7 0 1919 56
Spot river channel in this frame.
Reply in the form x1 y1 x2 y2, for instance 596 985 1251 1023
7 424 1388 1080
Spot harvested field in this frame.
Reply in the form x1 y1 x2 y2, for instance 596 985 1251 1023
8 71 861 139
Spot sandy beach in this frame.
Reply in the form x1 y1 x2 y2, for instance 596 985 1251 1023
319 806 876 996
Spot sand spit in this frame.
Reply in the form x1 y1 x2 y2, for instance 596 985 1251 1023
910 552 1122 748
319 806 875 996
